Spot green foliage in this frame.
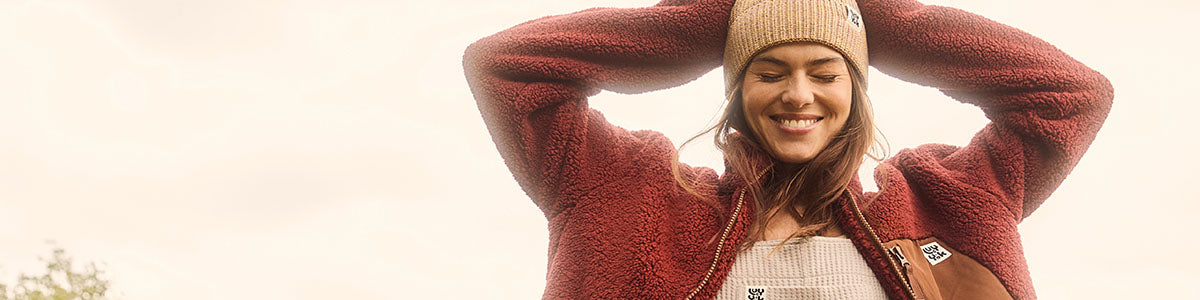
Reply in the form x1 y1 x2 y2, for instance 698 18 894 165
0 248 109 300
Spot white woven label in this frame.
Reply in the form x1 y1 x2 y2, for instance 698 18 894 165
920 242 952 266
844 4 863 30
746 286 767 300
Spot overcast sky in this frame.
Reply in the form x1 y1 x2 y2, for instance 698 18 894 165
1 0 1197 299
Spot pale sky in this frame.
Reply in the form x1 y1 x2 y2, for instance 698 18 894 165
0 0 1196 299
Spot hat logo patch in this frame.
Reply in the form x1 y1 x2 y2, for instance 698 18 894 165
845 4 863 30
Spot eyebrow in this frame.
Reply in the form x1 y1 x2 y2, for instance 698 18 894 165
750 55 844 68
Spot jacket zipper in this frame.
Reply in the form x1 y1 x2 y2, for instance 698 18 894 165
888 245 911 266
846 190 919 300
888 245 927 300
684 189 746 300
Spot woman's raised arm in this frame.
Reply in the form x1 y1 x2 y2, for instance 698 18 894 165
462 0 734 218
860 0 1114 220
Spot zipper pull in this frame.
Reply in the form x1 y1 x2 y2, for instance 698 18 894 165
888 245 929 300
888 246 910 266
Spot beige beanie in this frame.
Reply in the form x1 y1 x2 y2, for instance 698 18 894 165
723 0 869 95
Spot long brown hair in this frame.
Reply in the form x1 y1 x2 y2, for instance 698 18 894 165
671 62 887 251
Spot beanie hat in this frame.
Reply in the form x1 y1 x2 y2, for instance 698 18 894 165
723 0 869 96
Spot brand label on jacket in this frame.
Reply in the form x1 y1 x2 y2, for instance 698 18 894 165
920 241 952 266
746 286 767 300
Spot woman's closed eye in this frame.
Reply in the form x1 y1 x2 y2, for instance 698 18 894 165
755 73 784 82
812 75 839 83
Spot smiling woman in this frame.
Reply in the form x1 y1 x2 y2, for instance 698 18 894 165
740 43 857 165
463 0 1112 299
715 41 878 246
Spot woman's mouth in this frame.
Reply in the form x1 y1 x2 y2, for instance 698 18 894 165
770 116 823 133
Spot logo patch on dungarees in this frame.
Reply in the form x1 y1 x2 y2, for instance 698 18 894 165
920 242 952 266
746 286 767 300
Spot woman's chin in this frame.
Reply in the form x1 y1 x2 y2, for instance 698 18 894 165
769 149 816 164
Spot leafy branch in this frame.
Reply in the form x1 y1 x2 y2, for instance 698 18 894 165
0 248 110 300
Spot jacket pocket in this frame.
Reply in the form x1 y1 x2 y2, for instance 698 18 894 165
882 237 1015 300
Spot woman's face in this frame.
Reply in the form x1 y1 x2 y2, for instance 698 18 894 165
740 42 853 164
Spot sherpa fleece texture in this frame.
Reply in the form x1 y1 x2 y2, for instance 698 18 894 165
462 0 1113 299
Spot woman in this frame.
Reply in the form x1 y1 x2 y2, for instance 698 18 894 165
463 0 1112 298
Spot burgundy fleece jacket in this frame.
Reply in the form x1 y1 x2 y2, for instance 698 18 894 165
462 0 1113 298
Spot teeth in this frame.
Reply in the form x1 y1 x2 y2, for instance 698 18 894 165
779 118 816 129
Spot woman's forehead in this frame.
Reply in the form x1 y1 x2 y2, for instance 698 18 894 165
751 42 845 67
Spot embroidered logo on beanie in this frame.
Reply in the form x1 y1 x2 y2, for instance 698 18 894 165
845 4 863 30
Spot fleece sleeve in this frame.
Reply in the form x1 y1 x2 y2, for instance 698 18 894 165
859 0 1114 220
462 0 734 218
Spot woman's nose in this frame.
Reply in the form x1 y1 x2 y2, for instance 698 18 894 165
780 77 816 107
